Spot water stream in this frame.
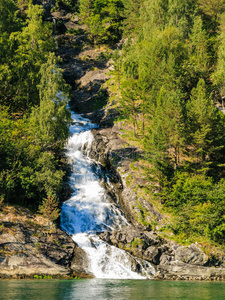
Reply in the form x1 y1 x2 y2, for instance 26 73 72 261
60 112 155 279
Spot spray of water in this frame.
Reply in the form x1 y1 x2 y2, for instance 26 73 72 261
60 112 155 279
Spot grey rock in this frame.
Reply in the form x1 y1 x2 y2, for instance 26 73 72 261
70 245 92 277
160 254 174 265
144 247 162 265
175 244 208 265
0 220 91 278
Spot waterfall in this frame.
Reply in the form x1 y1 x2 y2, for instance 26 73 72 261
60 112 155 279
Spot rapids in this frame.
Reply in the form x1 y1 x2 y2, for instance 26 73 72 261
60 112 155 279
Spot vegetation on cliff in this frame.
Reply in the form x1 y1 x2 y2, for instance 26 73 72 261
0 0 71 219
73 0 225 246
108 0 225 245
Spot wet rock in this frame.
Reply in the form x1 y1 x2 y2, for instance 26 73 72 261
116 232 127 243
98 227 163 263
156 263 225 281
98 231 111 243
70 245 93 277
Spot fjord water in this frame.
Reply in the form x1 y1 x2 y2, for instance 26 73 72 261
60 112 154 279
0 279 225 300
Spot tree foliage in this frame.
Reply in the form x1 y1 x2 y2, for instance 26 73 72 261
0 3 71 218
79 0 124 44
107 0 225 244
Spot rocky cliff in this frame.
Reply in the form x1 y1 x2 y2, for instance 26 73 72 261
0 206 92 279
89 124 225 281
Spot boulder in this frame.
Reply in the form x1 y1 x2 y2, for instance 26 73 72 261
175 244 208 265
144 247 162 265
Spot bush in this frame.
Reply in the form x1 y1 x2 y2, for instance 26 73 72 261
165 173 213 208
166 175 225 244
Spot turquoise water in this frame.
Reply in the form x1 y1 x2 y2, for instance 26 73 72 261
0 279 224 300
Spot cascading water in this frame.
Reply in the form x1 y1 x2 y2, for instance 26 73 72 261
60 112 155 279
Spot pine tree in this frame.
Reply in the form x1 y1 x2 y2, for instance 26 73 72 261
122 0 143 36
189 16 209 76
29 52 71 153
38 195 60 221
120 78 141 136
145 86 184 189
198 0 225 18
142 0 168 33
212 13 225 97
186 78 225 167
167 0 197 37
79 0 124 44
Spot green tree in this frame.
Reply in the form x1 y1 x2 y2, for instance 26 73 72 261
167 0 197 37
0 4 54 113
198 0 225 17
34 152 65 197
145 85 184 190
79 0 124 44
120 79 141 136
166 174 225 243
181 15 210 95
29 52 71 153
122 0 143 36
186 79 225 168
142 0 168 34
0 0 20 35
212 14 225 97
12 4 54 111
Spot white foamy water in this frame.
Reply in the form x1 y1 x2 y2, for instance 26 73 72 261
60 112 155 279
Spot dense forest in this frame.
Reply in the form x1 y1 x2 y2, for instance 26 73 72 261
1 0 225 247
0 0 71 220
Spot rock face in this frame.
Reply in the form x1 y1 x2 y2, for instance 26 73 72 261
89 126 166 231
0 207 92 279
98 228 225 280
89 127 225 280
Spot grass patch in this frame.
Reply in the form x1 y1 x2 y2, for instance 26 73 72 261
131 237 146 249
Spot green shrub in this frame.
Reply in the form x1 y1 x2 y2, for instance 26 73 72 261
38 196 60 221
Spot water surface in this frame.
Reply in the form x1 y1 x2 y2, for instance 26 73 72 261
0 279 224 300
